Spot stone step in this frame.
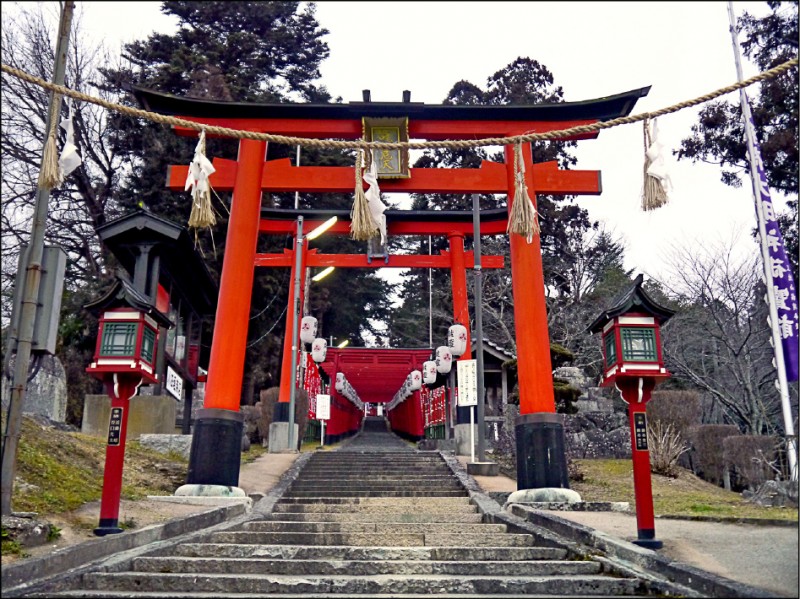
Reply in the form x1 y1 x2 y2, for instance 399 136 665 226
286 485 464 493
282 490 468 498
77 572 644 596
272 504 478 514
242 522 507 534
206 531 535 547
289 479 461 486
132 556 602 577
296 471 455 477
274 496 472 506
260 512 484 523
171 543 569 561
47 593 636 598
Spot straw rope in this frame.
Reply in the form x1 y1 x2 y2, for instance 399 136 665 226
507 143 540 241
1 58 796 152
641 118 669 211
350 151 379 241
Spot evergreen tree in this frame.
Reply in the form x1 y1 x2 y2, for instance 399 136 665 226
100 1 393 401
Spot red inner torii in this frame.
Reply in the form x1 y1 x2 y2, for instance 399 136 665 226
135 84 649 490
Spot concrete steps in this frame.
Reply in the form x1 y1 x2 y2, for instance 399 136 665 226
42 427 654 597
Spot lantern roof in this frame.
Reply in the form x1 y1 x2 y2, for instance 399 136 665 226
131 85 651 123
588 274 675 333
84 274 174 328
96 209 217 314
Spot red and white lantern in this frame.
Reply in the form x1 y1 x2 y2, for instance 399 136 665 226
300 315 318 345
408 370 422 391
335 372 346 393
311 338 327 363
422 360 437 384
435 346 453 374
447 324 468 357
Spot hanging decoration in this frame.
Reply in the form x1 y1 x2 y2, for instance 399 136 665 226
422 360 437 385
38 96 63 189
641 118 670 211
185 129 217 230
447 324 468 357
58 98 82 181
311 338 327 363
408 370 422 392
362 156 388 245
350 150 380 241
506 143 540 243
435 346 453 374
299 315 318 345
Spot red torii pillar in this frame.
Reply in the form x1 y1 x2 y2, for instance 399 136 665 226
505 143 568 489
185 139 266 489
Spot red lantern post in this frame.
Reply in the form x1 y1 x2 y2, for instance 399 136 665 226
589 274 675 550
85 277 171 536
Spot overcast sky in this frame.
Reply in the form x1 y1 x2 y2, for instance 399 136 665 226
4 1 789 286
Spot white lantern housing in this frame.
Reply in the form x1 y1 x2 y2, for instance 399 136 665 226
408 370 422 391
422 360 437 384
335 372 346 393
447 324 468 357
311 338 327 363
300 315 318 344
435 346 453 374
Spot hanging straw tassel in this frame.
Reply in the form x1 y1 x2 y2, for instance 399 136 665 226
350 150 379 241
186 129 217 230
37 98 63 189
642 118 669 211
506 143 540 243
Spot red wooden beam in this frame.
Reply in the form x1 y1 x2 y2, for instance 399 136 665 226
253 250 504 269
257 214 510 237
168 158 600 198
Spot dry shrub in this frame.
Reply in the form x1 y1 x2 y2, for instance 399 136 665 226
647 421 689 477
647 390 701 438
689 424 740 485
723 435 778 490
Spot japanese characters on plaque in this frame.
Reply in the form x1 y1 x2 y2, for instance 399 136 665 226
633 412 648 451
456 359 478 407
107 407 123 446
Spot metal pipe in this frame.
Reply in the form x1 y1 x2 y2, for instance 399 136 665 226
472 194 487 462
288 216 304 451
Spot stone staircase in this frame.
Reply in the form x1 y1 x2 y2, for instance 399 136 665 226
39 422 656 597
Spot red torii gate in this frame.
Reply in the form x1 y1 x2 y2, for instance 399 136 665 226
133 85 649 490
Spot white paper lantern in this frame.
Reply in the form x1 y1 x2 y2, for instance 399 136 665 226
408 370 422 391
435 346 453 374
311 338 327 363
447 324 468 357
299 315 318 344
422 360 437 384
335 372 345 393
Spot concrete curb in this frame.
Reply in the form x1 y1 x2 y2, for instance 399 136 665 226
656 513 799 527
1 502 247 596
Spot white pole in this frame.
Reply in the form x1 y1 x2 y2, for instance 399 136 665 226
470 406 475 463
321 420 325 447
727 2 797 480
428 235 433 348
294 145 301 210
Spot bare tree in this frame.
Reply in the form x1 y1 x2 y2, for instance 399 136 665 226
659 236 790 435
1 4 130 323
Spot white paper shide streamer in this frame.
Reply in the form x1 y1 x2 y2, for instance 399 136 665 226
185 130 217 228
58 98 82 180
363 157 388 245
642 118 671 211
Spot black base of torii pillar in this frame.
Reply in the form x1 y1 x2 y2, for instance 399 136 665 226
515 413 569 488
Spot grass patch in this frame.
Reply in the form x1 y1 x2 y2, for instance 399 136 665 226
11 416 188 517
571 459 798 521
240 442 269 464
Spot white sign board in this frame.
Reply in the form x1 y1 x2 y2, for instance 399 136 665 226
165 365 183 400
316 394 331 420
456 359 478 407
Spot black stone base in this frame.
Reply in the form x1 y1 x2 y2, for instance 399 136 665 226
94 519 123 536
186 408 244 487
273 402 290 422
515 413 569 489
633 529 663 549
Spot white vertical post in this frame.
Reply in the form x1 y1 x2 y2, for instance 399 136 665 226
321 420 325 447
470 406 475 463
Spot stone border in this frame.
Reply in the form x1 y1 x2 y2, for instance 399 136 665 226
440 451 776 599
2 453 312 597
1 502 248 596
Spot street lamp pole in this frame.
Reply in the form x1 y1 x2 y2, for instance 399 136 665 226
287 216 304 451
472 194 487 462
